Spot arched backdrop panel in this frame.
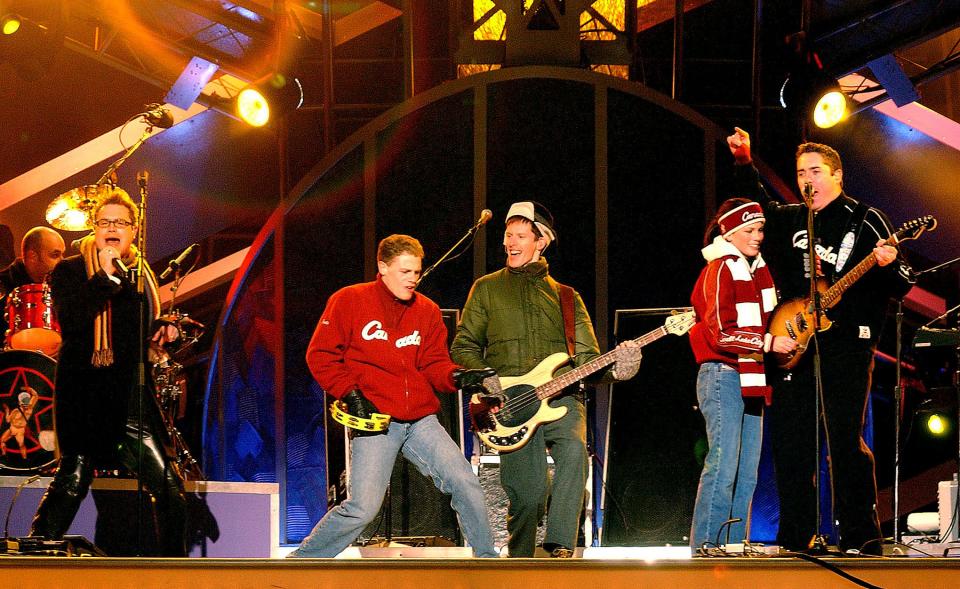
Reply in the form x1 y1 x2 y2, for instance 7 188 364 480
203 66 733 544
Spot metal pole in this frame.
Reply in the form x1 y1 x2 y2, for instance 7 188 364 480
402 0 416 99
750 0 762 141
671 0 683 100
893 300 904 544
321 0 335 155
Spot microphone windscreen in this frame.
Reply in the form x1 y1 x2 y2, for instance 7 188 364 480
144 105 175 129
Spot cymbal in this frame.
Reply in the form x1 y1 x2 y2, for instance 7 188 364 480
46 184 110 231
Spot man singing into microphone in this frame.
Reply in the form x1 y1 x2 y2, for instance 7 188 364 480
288 234 497 558
30 187 188 556
727 130 913 555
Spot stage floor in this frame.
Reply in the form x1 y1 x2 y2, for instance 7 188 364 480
2 552 960 589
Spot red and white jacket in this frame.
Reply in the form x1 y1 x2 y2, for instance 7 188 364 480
306 277 458 421
688 236 777 404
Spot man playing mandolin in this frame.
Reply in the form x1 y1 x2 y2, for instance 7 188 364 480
728 129 915 555
451 201 642 558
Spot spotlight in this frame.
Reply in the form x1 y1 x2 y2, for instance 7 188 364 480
779 62 846 129
926 413 948 437
236 73 304 127
0 12 62 80
1 13 21 35
812 88 847 129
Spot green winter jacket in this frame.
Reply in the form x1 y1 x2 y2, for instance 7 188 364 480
450 258 608 381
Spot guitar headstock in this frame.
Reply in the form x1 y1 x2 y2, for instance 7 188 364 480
893 215 937 243
665 310 696 336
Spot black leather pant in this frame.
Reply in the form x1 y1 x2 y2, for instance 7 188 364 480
30 418 188 556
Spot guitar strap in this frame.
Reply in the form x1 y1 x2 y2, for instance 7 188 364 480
832 200 870 279
556 282 577 358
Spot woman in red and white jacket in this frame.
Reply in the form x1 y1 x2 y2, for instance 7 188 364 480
688 199 797 554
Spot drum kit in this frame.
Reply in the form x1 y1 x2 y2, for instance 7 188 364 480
0 183 205 479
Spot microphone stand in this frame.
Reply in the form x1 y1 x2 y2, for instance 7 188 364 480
914 256 960 277
893 298 904 546
95 120 160 187
371 214 486 546
803 184 830 553
135 171 148 556
417 218 487 285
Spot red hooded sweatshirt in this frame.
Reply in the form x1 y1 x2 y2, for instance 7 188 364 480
305 276 458 420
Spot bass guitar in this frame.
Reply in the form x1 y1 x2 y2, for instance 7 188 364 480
470 310 696 452
769 215 936 369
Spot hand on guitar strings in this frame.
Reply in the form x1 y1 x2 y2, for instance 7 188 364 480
469 394 503 433
770 335 798 355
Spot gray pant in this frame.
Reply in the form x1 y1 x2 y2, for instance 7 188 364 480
500 395 587 557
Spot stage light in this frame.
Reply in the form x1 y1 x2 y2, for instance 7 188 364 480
812 88 847 129
236 73 303 127
1 13 21 35
0 12 62 81
779 58 846 130
926 413 948 436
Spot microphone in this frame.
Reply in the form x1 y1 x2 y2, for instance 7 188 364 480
477 209 493 226
160 243 198 280
803 182 814 202
137 170 149 188
143 103 174 129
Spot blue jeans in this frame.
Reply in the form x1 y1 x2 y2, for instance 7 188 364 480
289 414 496 557
690 362 762 550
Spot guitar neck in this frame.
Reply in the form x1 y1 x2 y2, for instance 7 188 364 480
820 234 896 309
534 326 668 400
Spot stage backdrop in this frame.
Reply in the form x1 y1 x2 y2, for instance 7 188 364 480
202 65 735 545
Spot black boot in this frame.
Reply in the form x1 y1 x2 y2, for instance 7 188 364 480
30 455 94 539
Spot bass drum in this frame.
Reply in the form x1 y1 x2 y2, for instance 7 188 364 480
0 350 57 473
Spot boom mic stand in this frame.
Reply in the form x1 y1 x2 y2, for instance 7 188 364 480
135 171 149 557
417 209 491 286
802 183 831 553
364 211 489 547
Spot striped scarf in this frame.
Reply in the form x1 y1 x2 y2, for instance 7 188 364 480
78 235 161 367
702 236 777 401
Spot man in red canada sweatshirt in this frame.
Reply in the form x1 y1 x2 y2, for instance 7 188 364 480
288 234 497 558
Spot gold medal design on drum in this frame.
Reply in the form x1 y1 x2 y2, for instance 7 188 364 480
0 350 57 473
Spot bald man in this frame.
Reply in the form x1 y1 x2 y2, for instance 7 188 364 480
0 226 66 338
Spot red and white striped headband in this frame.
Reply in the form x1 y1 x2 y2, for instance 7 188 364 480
719 202 765 238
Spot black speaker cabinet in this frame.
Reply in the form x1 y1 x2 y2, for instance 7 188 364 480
601 307 703 545
326 310 463 545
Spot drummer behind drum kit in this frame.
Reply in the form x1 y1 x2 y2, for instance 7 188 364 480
0 183 205 480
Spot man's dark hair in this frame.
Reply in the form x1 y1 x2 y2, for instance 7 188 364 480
796 142 842 173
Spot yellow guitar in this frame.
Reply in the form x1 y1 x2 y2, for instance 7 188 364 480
470 310 696 452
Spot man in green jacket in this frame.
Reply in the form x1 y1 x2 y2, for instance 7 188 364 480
451 201 642 557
